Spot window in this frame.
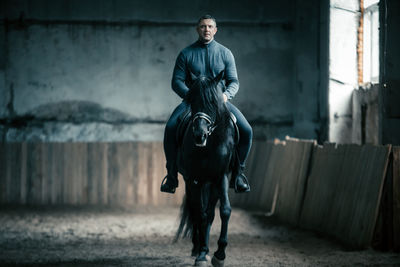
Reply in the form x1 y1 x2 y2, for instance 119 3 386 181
362 0 379 84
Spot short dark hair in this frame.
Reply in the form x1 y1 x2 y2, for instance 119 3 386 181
197 15 217 27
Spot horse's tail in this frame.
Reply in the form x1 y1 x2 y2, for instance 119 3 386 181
174 192 194 242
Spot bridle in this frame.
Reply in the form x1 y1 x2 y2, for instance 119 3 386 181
192 112 218 136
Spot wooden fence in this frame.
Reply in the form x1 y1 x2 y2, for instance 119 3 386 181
231 138 396 250
0 142 184 206
299 143 391 249
0 140 398 250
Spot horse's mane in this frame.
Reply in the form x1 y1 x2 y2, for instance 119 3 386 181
186 76 230 128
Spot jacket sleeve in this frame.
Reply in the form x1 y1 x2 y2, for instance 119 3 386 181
223 49 239 100
171 51 190 99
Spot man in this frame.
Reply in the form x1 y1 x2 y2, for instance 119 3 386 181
160 15 252 194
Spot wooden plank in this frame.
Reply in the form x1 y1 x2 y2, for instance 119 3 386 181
149 142 158 206
76 143 87 204
146 142 154 206
256 141 277 212
43 143 51 204
87 143 100 205
393 147 400 252
63 142 73 204
4 143 12 203
300 144 350 233
131 142 139 205
118 142 134 205
99 143 108 205
70 143 77 204
246 141 268 208
326 144 360 241
26 143 44 204
8 143 23 204
0 142 5 204
107 143 119 205
348 145 391 248
299 143 391 248
124 142 135 206
46 143 53 204
0 142 25 204
105 141 134 206
137 142 149 205
72 142 80 204
4 143 12 204
71 143 79 204
20 143 27 204
372 149 394 251
41 142 50 204
274 139 315 225
37 142 45 205
48 143 61 204
55 142 65 204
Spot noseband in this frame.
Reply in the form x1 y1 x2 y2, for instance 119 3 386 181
192 112 218 136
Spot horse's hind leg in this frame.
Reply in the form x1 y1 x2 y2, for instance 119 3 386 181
213 175 231 266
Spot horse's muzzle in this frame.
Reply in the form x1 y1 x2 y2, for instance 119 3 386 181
195 134 207 147
195 139 207 147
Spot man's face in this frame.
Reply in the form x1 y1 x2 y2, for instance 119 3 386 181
197 19 217 43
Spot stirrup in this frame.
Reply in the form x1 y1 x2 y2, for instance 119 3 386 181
235 175 250 193
160 176 176 194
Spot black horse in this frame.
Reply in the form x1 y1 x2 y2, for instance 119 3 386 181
175 71 239 267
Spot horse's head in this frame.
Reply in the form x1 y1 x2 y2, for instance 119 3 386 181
186 71 225 147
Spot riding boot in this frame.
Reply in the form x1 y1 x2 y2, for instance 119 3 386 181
230 165 250 193
160 163 178 194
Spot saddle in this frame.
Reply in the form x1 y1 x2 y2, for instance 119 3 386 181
176 109 240 146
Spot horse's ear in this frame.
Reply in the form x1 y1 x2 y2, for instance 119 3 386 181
190 71 197 81
214 71 224 84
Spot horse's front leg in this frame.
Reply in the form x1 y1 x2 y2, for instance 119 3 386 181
212 174 231 267
187 181 200 257
194 183 212 266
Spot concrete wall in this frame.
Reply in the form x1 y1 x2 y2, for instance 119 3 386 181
0 0 328 142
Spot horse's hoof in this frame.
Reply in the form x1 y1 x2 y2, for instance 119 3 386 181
192 251 210 260
194 259 208 267
211 255 224 267
194 254 210 266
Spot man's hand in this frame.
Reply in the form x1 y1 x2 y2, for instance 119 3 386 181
223 93 228 103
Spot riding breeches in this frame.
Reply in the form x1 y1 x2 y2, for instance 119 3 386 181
163 101 253 173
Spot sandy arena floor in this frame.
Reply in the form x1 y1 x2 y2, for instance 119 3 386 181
0 206 399 267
